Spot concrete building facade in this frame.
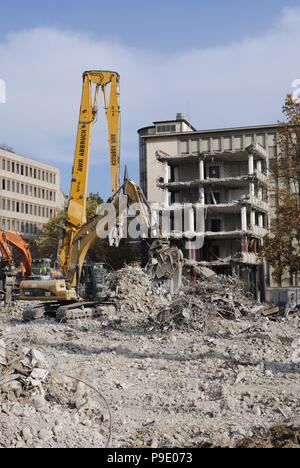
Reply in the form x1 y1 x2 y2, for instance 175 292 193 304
0 148 64 238
138 115 278 298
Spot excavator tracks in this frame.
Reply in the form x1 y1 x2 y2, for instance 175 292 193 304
23 301 117 323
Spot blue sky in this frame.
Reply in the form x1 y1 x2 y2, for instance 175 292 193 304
0 0 300 197
1 0 299 50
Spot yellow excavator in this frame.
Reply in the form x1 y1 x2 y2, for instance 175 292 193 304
20 70 182 321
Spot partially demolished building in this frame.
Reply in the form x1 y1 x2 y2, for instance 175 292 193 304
138 115 278 298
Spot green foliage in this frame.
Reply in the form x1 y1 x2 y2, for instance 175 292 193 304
35 210 65 260
259 95 300 284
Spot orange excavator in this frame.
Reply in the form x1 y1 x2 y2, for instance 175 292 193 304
0 231 32 303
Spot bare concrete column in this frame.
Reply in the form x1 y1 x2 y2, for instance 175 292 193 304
258 187 263 201
256 160 262 173
199 159 204 180
258 213 264 228
241 206 247 231
248 154 254 175
186 204 195 234
199 159 205 205
163 162 169 207
250 182 255 198
199 187 205 205
250 210 256 227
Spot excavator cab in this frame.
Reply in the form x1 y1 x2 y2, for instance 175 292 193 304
30 259 52 280
77 263 109 301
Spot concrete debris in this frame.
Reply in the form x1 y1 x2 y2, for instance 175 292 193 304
106 266 170 321
0 266 299 448
154 275 257 331
183 260 216 280
0 339 49 395
236 421 300 448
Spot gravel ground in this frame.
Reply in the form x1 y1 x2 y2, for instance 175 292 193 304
0 268 299 448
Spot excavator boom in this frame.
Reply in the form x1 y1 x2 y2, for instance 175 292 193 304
0 231 32 277
60 71 120 276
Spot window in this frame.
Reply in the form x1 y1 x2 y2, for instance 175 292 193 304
42 207 45 217
16 183 20 193
34 187 37 197
7 180 10 191
2 199 6 210
7 200 10 211
21 203 24 213
209 166 220 179
16 163 19 174
156 124 176 133
210 192 221 205
25 166 28 177
2 179 5 190
16 202 20 213
12 162 15 173
38 188 41 198
38 170 41 180
34 169 37 179
25 185 28 196
209 246 220 261
2 159 6 170
12 181 15 192
7 160 10 171
21 165 24 175
30 167 33 178
21 184 24 195
38 206 41 217
34 206 37 216
211 219 222 232
25 204 29 214
30 205 33 215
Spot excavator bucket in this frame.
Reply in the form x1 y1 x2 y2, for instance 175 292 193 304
149 240 183 294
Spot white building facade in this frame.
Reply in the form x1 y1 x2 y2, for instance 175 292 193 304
0 148 64 238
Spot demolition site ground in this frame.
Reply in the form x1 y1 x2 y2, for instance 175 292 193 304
0 267 300 448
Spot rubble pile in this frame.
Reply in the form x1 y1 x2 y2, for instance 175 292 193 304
0 338 49 399
236 421 300 448
0 337 110 448
155 275 258 331
107 266 170 319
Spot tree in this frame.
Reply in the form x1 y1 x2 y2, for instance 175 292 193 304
36 192 139 269
259 94 300 284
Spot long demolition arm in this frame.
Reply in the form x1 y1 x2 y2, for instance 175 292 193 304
64 179 182 289
60 71 120 275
